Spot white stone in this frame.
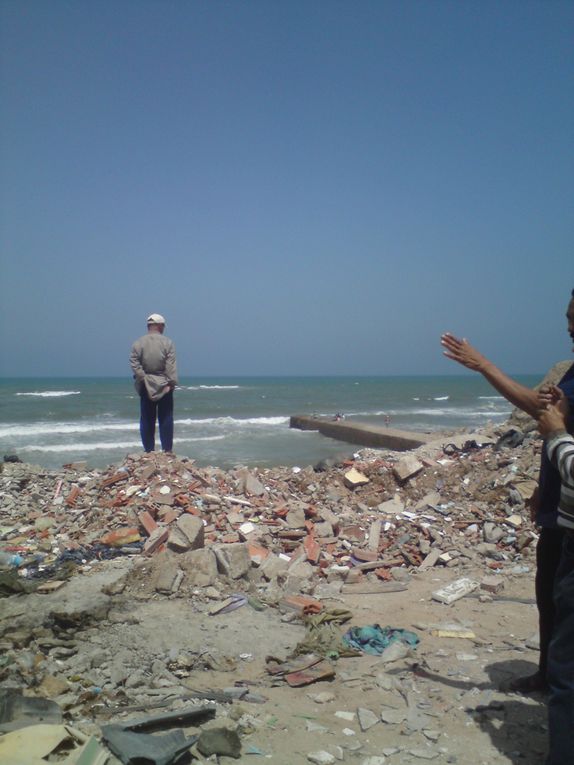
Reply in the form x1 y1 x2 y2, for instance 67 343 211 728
310 692 336 704
334 710 355 721
307 752 336 765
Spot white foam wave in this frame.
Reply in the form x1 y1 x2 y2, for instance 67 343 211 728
0 422 138 438
176 416 288 427
398 407 510 418
184 385 241 391
19 440 142 453
18 435 227 453
15 391 81 398
434 396 449 401
478 396 504 400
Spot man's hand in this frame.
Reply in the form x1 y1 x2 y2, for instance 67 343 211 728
440 333 489 372
537 403 568 439
538 384 568 414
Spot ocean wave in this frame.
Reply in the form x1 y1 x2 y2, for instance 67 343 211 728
176 415 288 427
18 440 143 453
478 396 504 400
0 421 138 438
183 385 241 391
0 415 290 439
434 396 449 401
15 391 81 398
18 435 228 453
397 407 510 418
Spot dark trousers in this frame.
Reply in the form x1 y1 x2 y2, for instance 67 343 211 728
546 532 574 765
536 528 565 677
139 390 174 452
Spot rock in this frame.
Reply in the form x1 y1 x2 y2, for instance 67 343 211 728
240 471 266 497
178 548 219 587
344 468 370 488
286 509 307 528
393 455 424 483
381 708 407 724
480 575 504 594
150 553 181 594
483 522 504 543
260 553 289 582
357 707 379 731
409 748 439 760
285 558 315 592
378 496 405 514
167 514 205 552
214 543 251 580
197 727 241 759
310 691 336 704
308 753 336 765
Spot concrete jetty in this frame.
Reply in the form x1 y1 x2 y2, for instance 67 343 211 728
289 415 436 451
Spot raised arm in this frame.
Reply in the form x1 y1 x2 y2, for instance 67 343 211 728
440 333 540 417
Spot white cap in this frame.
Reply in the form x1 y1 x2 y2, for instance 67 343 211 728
146 313 166 325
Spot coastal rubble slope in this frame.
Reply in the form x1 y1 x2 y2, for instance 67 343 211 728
0 417 548 764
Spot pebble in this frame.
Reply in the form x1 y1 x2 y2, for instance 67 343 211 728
307 752 336 765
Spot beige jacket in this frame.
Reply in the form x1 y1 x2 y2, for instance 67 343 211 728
130 333 178 401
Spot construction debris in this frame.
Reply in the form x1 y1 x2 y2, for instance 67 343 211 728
0 423 548 762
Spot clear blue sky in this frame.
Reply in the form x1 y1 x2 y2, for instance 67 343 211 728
1 0 573 378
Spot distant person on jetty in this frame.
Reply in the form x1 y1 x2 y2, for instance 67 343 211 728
537 392 574 765
130 313 178 453
441 288 574 694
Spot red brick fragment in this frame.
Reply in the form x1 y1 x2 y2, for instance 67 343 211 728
143 528 169 555
101 471 128 488
304 535 321 565
161 509 178 525
247 543 270 565
280 594 323 615
65 485 81 507
100 527 141 547
138 511 158 537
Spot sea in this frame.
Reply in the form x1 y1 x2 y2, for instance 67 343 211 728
0 375 541 472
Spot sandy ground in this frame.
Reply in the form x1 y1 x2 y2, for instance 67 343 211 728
2 546 547 765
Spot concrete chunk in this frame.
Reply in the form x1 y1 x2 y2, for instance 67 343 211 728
168 514 205 552
214 542 251 579
178 548 218 587
393 455 424 483
344 468 370 488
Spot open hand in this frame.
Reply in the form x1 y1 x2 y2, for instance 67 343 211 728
441 333 488 371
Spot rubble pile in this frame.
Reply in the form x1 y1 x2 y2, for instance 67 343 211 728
0 426 540 599
0 424 547 763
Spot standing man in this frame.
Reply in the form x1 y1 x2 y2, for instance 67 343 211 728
130 313 178 453
440 289 574 693
538 395 574 765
